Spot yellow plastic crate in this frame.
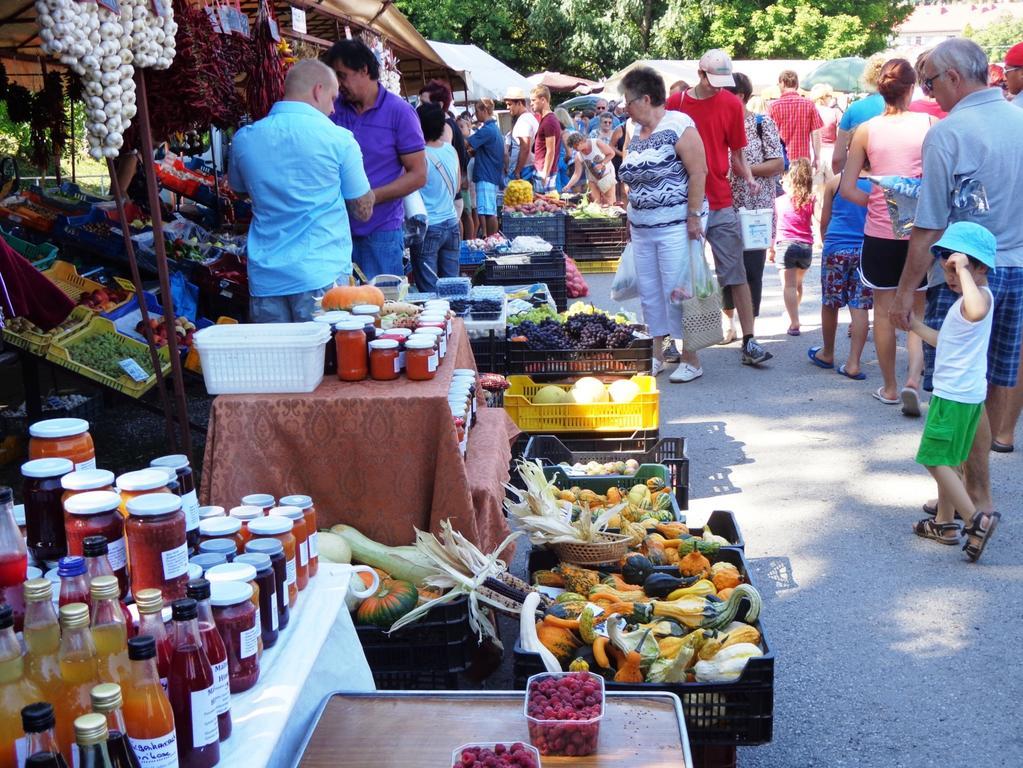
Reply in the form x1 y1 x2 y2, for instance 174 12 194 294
576 258 620 274
2 306 93 357
47 316 171 398
41 260 134 314
502 374 659 433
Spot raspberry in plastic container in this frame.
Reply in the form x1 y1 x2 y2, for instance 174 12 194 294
450 742 541 768
524 671 604 757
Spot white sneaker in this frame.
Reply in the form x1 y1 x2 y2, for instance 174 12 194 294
651 358 666 376
670 363 703 383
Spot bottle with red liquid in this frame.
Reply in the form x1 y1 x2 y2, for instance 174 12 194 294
133 590 172 692
184 580 230 742
167 599 219 768
20 701 70 768
90 683 142 768
58 556 90 607
0 486 28 633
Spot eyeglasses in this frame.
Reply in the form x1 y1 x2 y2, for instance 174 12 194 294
624 94 646 108
1006 66 1021 74
921 70 946 94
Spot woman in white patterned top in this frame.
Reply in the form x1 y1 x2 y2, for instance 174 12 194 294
618 67 709 381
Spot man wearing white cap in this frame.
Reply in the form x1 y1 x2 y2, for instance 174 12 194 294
666 49 773 368
504 86 539 182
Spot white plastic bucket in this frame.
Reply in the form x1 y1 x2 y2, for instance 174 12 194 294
738 208 773 251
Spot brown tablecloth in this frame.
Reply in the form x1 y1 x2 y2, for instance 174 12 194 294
199 320 517 554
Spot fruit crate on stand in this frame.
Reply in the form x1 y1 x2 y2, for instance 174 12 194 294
1 226 59 270
53 208 129 262
482 250 567 312
41 261 135 314
565 215 627 266
502 374 659 434
499 214 566 247
506 333 653 381
194 252 249 321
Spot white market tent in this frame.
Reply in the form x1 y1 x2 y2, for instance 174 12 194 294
427 41 531 103
601 59 826 97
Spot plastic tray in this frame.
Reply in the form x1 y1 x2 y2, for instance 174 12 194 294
29 184 93 215
1 306 93 357
522 434 689 510
541 462 682 522
0 201 59 234
459 242 486 266
192 322 329 394
46 316 172 398
54 208 127 260
565 216 627 262
524 671 604 756
41 261 135 314
506 333 653 380
500 213 567 246
483 248 565 284
576 258 620 274
451 743 541 767
1 226 58 270
503 374 659 433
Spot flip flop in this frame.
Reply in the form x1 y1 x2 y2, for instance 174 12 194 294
901 387 921 417
992 440 1014 453
836 364 866 380
807 346 833 369
872 387 900 405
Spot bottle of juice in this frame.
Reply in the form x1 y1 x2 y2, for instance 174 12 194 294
0 604 44 768
90 578 130 685
0 486 28 633
132 592 172 692
57 558 90 608
20 702 69 768
57 603 99 762
167 600 219 768
90 684 141 768
183 581 230 742
122 636 177 768
72 713 114 768
22 579 69 755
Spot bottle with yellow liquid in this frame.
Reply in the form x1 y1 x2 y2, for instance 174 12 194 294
90 577 130 685
23 578 72 758
58 602 99 759
0 603 44 768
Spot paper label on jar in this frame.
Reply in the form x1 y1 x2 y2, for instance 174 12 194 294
440 336 447 357
393 356 401 374
286 557 296 587
299 540 309 566
129 730 179 768
191 684 220 746
309 530 318 558
270 594 279 630
181 489 200 532
240 619 259 659
75 456 97 471
211 659 230 715
398 351 406 370
15 736 27 765
254 606 261 639
428 353 438 372
107 536 128 572
161 542 189 580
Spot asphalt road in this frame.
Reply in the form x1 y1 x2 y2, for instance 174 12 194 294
575 263 1022 767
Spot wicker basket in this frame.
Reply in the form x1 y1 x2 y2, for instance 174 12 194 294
552 533 631 566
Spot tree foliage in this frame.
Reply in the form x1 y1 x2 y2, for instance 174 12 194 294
965 13 1023 61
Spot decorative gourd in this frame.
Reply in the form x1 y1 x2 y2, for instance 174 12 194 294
628 583 763 630
536 620 580 662
679 550 711 579
693 643 764 682
330 525 434 585
620 554 677 585
520 592 561 673
355 578 418 627
315 531 352 564
578 606 598 644
645 477 666 492
320 284 386 312
569 657 590 672
655 522 689 539
504 179 533 206
642 572 700 599
711 562 742 591
545 601 586 620
532 569 566 588
558 563 602 595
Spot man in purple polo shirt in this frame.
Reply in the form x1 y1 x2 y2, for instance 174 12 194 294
326 39 427 279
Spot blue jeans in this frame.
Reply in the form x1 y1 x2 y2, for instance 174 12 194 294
352 228 404 280
413 218 460 292
249 282 336 323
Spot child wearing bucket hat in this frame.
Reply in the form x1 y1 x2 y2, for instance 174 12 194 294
910 221 1000 561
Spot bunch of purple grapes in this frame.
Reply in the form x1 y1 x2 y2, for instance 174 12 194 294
517 319 574 350
565 314 633 349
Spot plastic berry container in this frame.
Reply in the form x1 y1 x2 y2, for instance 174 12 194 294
450 742 541 768
523 671 604 757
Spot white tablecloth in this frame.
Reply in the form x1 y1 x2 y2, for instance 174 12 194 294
219 563 376 767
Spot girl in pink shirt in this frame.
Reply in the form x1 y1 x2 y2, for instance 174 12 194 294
774 158 816 335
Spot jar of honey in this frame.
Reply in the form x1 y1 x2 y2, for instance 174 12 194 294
405 337 438 381
115 470 171 519
28 418 96 470
368 339 400 381
335 319 368 381
125 493 189 601
246 516 297 608
278 495 318 578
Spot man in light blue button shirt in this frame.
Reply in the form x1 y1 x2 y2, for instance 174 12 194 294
229 60 374 322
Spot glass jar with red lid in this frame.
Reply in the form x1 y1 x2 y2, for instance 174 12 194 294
269 506 309 591
209 581 260 693
125 493 189 601
199 517 245 552
405 337 438 381
22 457 74 565
278 495 318 578
246 516 297 607
115 469 170 520
28 418 96 470
368 339 400 381
63 490 127 590
335 319 368 381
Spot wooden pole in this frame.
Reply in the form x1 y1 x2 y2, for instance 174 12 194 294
106 155 178 450
133 69 193 464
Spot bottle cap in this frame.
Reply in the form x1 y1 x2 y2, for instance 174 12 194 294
185 578 211 602
29 417 89 439
234 553 271 573
229 505 262 521
209 580 254 607
64 490 121 516
278 495 312 510
241 494 275 508
134 589 163 614
116 469 171 493
248 516 293 536
58 556 87 577
21 702 56 733
59 602 90 630
125 492 181 517
335 318 366 332
199 517 241 537
23 578 52 603
190 553 228 572
90 682 123 713
82 536 109 558
170 598 198 621
198 539 237 557
245 538 284 557
404 337 435 350
61 469 115 492
128 635 156 661
21 458 74 479
149 454 189 471
205 562 257 584
269 505 304 521
0 604 12 629
199 505 226 520
73 713 108 746
89 575 119 601
368 338 399 350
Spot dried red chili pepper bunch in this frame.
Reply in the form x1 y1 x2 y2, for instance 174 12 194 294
246 1 288 121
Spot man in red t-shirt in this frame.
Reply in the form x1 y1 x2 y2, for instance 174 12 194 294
767 70 823 163
666 49 773 367
530 85 562 193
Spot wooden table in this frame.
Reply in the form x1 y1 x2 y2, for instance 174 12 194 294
296 691 692 767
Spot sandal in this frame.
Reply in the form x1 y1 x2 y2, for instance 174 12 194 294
922 502 961 521
962 511 1001 562
912 518 961 545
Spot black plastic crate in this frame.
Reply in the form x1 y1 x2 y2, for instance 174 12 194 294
500 214 567 246
483 248 566 284
470 331 507 375
506 335 653 380
565 216 628 262
522 434 688 509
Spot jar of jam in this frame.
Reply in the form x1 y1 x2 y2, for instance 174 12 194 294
198 538 237 562
335 319 368 381
278 495 318 579
150 455 201 555
125 493 189 601
233 553 278 648
228 505 262 545
405 337 438 381
351 304 381 329
368 339 400 381
414 326 446 359
379 328 411 370
28 418 96 470
270 507 309 591
198 506 226 521
209 581 259 693
241 494 274 515
189 553 228 574
204 562 262 658
63 490 127 591
22 457 74 565
61 469 116 512
314 311 348 375
243 539 289 629
246 516 297 608
199 517 245 552
115 470 170 519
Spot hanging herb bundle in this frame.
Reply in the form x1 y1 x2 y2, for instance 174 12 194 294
246 0 288 121
4 84 34 124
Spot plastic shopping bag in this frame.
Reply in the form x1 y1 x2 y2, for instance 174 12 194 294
610 243 638 302
169 270 198 323
869 175 921 238
670 239 709 306
677 240 724 352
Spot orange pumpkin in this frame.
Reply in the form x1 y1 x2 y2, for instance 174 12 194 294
320 284 385 311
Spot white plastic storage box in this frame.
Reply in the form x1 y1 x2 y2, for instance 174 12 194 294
192 322 330 394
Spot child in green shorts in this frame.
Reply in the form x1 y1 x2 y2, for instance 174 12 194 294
910 221 1000 562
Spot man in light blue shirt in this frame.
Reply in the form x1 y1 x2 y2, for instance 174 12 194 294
229 60 374 322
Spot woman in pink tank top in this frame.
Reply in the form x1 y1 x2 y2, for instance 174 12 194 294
839 58 937 411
